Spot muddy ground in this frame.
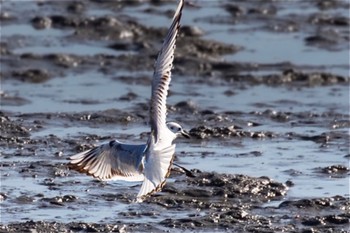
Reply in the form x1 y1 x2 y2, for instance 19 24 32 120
1 0 349 232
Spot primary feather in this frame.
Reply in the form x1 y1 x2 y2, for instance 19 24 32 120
137 0 184 200
69 140 147 182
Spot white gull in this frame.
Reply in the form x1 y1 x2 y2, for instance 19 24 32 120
69 0 188 202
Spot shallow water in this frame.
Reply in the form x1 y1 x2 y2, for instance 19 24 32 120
121 1 349 76
1 0 349 230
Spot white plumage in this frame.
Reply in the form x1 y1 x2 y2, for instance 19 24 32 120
69 0 188 201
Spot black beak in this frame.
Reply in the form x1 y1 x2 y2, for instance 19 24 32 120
181 130 191 139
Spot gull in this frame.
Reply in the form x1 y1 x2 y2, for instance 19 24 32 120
69 0 188 201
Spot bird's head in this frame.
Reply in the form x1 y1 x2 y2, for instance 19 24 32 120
166 122 190 139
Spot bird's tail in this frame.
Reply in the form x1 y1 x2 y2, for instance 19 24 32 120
136 143 175 202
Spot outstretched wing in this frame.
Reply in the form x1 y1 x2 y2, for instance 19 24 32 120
69 140 147 181
136 0 184 201
137 136 176 201
150 0 184 143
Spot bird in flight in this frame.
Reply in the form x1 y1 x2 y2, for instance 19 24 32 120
69 0 189 202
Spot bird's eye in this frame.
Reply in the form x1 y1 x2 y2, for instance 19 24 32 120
170 126 174 130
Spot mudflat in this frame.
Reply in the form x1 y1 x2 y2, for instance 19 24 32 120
1 1 349 232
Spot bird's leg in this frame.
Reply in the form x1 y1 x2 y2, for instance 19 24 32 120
173 163 196 177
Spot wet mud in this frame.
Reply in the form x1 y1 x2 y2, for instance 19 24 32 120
1 0 349 232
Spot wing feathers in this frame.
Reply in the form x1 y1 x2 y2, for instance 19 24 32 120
150 0 184 142
69 141 147 181
137 0 184 200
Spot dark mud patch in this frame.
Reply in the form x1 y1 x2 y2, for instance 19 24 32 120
0 221 157 233
2 170 349 232
11 69 51 83
186 108 349 149
0 111 31 147
189 125 274 139
2 1 349 86
16 108 145 128
256 196 350 232
0 91 31 107
216 68 349 86
0 169 287 232
314 165 350 178
148 171 287 205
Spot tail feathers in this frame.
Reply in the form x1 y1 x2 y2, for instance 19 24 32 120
136 176 167 203
136 143 175 202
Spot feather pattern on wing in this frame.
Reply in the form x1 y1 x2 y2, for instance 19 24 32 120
137 0 184 200
69 140 147 181
150 0 184 143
